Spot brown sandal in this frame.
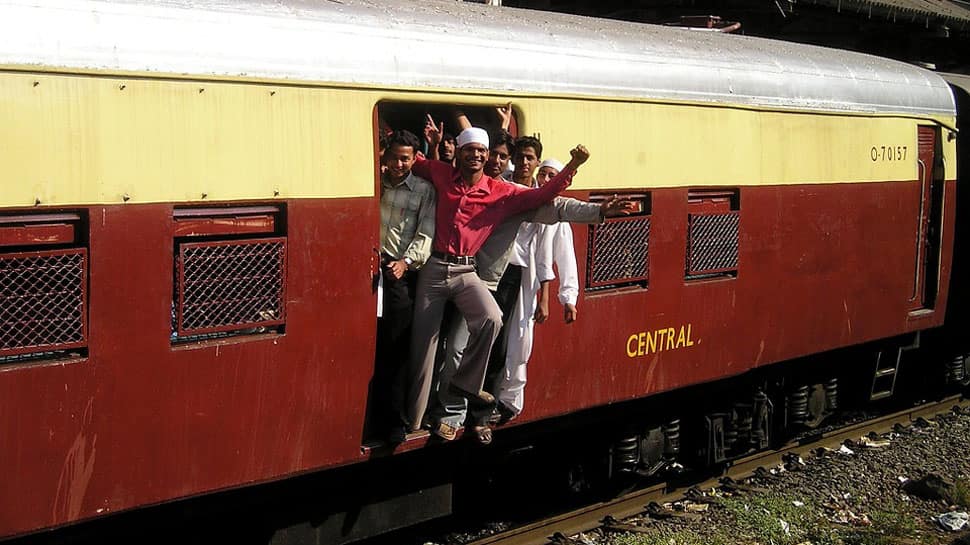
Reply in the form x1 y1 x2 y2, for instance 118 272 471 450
430 422 457 441
469 425 492 445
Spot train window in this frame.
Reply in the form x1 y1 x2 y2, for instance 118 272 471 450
685 189 740 281
585 193 652 292
0 212 89 366
170 205 287 345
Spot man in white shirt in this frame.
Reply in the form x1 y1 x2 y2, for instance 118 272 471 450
496 158 579 420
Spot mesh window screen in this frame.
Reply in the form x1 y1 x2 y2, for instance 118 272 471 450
587 216 650 289
0 249 87 357
175 238 286 336
686 212 739 276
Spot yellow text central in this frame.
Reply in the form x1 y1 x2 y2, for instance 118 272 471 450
627 324 695 357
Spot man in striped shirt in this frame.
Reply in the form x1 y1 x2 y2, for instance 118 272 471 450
377 130 436 443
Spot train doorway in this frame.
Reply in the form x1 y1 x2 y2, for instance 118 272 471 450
363 100 521 444
909 125 944 312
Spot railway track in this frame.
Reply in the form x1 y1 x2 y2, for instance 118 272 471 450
468 394 970 545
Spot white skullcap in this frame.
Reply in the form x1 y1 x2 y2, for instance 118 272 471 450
456 127 489 149
538 158 565 172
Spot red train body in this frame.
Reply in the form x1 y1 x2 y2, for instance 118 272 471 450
1 1 967 543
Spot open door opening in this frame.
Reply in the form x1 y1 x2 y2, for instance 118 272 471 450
362 101 521 445
909 126 944 313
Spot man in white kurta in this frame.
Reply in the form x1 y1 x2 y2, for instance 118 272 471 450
496 159 580 417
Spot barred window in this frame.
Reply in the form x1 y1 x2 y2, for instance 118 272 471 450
172 205 287 344
686 189 740 280
586 194 651 291
0 212 88 365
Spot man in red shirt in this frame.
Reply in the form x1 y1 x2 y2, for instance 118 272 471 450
405 127 589 438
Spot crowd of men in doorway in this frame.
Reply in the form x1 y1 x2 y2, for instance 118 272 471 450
373 105 636 445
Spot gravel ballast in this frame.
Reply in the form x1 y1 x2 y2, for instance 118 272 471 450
574 405 970 545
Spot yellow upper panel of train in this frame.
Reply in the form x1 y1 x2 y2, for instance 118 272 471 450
0 73 956 207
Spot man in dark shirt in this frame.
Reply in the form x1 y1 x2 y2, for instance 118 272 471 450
406 127 589 439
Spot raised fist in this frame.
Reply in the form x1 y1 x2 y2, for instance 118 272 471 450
569 145 590 165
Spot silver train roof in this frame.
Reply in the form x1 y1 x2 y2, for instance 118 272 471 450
0 0 956 117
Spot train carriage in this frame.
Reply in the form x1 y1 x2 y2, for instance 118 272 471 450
0 0 960 542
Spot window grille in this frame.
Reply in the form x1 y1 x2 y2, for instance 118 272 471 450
686 190 740 279
687 212 739 276
174 237 287 338
587 215 651 290
0 248 87 358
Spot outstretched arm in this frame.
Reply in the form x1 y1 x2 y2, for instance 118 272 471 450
533 194 638 226
599 195 639 218
502 145 591 217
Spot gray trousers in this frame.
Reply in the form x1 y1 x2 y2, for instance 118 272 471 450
406 257 503 431
430 315 472 428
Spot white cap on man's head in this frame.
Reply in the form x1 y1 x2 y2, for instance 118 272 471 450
538 158 565 172
456 127 489 149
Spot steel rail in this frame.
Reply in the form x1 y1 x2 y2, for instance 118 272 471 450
469 394 969 545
